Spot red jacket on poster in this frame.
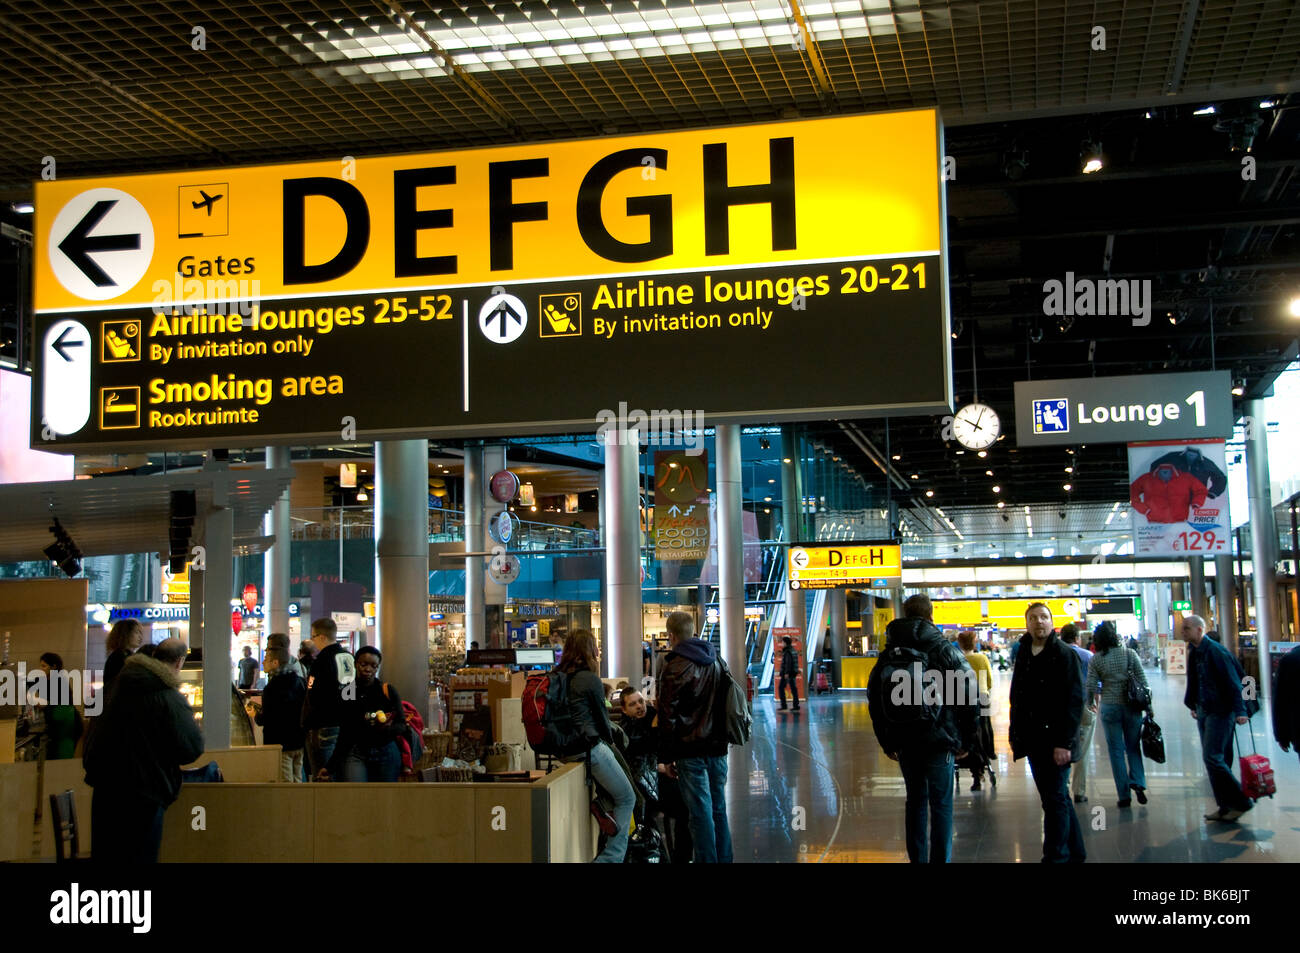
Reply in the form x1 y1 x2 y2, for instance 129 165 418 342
1130 463 1207 524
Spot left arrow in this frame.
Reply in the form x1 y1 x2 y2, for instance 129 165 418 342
56 200 141 287
52 326 84 362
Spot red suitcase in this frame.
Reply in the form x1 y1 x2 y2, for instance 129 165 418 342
1237 724 1276 800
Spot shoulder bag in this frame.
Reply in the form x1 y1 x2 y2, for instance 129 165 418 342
1124 649 1152 712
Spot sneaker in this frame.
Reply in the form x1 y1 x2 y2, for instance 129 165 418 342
1204 808 1227 821
1117 799 1132 808
1132 785 1148 805
1074 794 1087 804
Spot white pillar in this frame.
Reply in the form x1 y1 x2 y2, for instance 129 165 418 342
603 430 642 682
263 446 292 637
375 439 430 707
1245 398 1277 717
716 425 746 676
1214 554 1239 655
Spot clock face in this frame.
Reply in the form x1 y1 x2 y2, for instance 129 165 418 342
951 403 1001 450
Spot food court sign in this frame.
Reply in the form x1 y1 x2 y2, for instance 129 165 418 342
33 109 950 452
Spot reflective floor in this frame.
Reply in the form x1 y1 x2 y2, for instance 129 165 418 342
728 665 1300 862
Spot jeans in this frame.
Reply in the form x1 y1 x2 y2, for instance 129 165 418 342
1072 707 1097 798
897 748 954 863
676 755 733 863
91 789 166 863
340 741 402 782
588 742 636 863
1028 751 1086 863
306 726 340 779
280 749 305 783
778 674 800 709
1100 703 1147 800
1197 710 1251 813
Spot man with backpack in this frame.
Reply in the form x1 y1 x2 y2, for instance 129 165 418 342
657 610 733 863
867 594 978 863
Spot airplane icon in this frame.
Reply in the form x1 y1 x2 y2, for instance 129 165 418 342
191 190 224 216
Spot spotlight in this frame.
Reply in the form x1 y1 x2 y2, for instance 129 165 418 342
1231 379 1246 397
1080 140 1103 174
1001 146 1029 181
759 437 770 450
1056 315 1074 334
951 319 964 340
44 517 82 578
1029 323 1044 344
1215 115 1262 153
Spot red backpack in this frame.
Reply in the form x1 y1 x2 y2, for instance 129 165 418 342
522 669 582 756
381 684 425 776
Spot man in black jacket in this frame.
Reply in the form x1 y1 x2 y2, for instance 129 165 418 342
778 635 801 711
84 638 204 863
1009 603 1086 863
658 610 731 863
251 646 306 782
301 618 356 780
867 594 977 863
1275 643 1300 764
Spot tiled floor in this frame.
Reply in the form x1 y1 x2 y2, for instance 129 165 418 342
729 664 1300 862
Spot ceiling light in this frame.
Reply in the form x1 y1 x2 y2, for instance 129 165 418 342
992 485 1001 493
955 450 965 455
910 473 919 480
1065 466 1074 473
1080 140 1103 174
951 319 964 340
977 450 987 458
12 202 34 214
997 501 1006 510
985 470 993 477
356 489 368 501
1288 296 1300 318
925 490 934 498
1056 315 1074 334
1259 100 1276 109
1193 105 1217 116
1231 379 1246 396
782 457 792 464
1063 483 1072 491
1215 115 1262 153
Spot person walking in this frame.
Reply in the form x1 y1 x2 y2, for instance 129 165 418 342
1181 614 1253 821
867 595 978 863
1086 622 1148 808
1059 624 1096 804
337 646 406 782
1009 603 1086 863
83 638 204 863
777 635 800 712
658 610 733 863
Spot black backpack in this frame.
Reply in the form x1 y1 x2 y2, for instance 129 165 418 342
876 645 945 737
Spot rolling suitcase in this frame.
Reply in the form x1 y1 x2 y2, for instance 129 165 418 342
815 671 830 694
1236 723 1276 800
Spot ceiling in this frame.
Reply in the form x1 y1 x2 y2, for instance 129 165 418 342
0 467 295 564
2 0 1300 528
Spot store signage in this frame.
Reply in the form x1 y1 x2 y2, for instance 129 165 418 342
1086 597 1136 614
331 610 365 630
1014 371 1233 447
489 470 520 504
1127 439 1230 556
489 553 522 585
653 449 710 561
32 109 949 452
160 561 190 605
787 541 901 590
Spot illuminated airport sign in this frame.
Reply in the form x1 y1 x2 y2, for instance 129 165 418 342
32 109 950 451
1013 372 1233 447
788 542 902 590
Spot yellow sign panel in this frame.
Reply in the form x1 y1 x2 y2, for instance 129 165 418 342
161 562 190 605
34 110 941 311
787 543 901 590
931 600 984 627
985 598 1083 628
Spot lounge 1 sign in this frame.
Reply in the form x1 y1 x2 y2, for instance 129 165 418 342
32 108 950 452
1013 371 1233 447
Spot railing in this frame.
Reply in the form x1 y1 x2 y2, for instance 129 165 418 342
289 506 600 551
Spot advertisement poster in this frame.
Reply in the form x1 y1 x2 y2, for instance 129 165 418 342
1127 439 1229 556
653 450 709 561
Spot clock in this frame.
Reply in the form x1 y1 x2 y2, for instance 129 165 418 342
951 402 1001 450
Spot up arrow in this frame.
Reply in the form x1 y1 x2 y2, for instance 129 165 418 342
668 505 681 516
57 199 140 287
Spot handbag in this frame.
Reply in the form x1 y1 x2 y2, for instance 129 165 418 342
1140 712 1166 763
1125 649 1152 712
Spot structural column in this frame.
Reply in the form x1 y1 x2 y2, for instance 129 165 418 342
464 444 485 652
1245 398 1278 715
828 589 847 687
1214 554 1239 655
375 439 430 707
780 425 805 636
716 425 746 676
201 473 233 749
603 430 642 681
263 446 292 637
1188 558 1208 621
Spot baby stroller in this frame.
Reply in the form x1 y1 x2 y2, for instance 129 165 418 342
956 713 997 791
